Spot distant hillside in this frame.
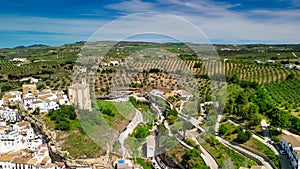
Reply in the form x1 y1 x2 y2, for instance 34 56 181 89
13 44 48 49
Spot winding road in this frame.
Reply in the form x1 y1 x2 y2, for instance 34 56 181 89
118 109 144 158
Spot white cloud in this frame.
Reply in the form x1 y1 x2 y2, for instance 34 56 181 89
0 15 105 34
1 0 300 46
105 0 156 13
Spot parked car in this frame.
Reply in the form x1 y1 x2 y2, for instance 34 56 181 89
279 150 286 155
267 140 274 144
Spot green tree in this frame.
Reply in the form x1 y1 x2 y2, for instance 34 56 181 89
166 109 178 125
286 73 295 80
219 124 230 136
270 108 291 129
32 107 40 115
236 91 248 105
56 120 70 131
236 130 252 143
271 136 280 144
247 103 259 118
247 113 261 128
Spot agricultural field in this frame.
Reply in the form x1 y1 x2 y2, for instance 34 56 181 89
1 42 300 168
265 78 300 115
0 43 82 93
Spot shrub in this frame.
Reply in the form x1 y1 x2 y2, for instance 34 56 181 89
236 130 252 143
219 124 230 136
271 136 280 144
55 120 70 131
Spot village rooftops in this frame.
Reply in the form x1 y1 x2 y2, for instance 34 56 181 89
11 156 37 165
17 121 30 128
0 152 19 162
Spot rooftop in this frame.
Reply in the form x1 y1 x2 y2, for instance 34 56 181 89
17 121 30 127
11 156 37 165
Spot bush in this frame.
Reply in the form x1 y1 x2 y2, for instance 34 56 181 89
100 107 115 117
131 124 151 138
271 136 280 144
286 73 295 80
236 130 252 143
47 105 76 131
69 111 77 120
219 124 230 136
55 120 70 131
233 126 244 134
1 85 13 92
166 109 178 125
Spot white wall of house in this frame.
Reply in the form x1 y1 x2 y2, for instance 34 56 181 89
281 139 300 169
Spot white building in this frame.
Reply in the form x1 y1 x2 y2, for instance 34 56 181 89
2 91 22 106
23 89 69 113
0 121 63 169
284 64 300 70
266 60 276 64
0 108 18 122
174 90 193 100
110 60 119 66
0 121 39 153
280 139 300 169
12 58 27 62
285 64 296 69
19 77 39 83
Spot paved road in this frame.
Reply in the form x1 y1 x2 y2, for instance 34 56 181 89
186 130 219 169
216 136 274 169
151 102 165 124
149 90 173 109
176 137 194 150
199 144 219 169
215 115 223 134
118 109 143 158
178 113 205 132
261 119 271 138
282 129 300 139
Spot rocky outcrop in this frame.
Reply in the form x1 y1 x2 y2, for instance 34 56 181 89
66 157 111 169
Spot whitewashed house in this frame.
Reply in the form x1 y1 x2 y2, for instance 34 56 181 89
12 58 27 62
280 139 300 169
285 64 296 69
23 89 69 113
0 121 61 169
2 91 22 106
0 108 18 122
110 60 119 66
174 90 193 100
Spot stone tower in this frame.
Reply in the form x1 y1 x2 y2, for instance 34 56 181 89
22 84 37 96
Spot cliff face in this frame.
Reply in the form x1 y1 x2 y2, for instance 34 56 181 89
21 112 112 169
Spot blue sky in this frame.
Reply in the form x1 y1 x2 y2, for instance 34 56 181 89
1 0 300 47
